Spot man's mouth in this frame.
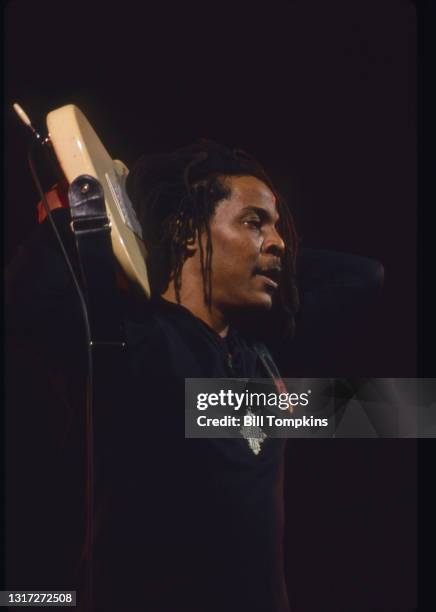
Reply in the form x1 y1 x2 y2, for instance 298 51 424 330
254 267 282 289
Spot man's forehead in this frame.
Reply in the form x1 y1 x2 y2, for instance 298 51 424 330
225 175 278 213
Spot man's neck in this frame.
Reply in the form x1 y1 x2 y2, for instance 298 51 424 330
161 286 229 338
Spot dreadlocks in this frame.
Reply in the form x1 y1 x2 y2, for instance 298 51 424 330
126 139 299 337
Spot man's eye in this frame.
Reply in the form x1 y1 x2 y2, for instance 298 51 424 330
244 219 262 230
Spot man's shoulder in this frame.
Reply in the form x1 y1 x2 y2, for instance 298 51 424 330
122 297 216 379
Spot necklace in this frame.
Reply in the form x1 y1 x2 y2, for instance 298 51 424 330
239 408 267 455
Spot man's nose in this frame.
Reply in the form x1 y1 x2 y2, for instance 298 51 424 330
262 227 285 258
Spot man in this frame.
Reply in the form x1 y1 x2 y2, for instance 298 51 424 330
6 140 300 611
116 141 297 611
5 141 382 612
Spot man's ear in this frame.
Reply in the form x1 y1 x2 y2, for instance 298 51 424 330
172 214 202 257
184 220 199 255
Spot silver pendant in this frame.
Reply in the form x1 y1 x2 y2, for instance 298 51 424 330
240 409 267 455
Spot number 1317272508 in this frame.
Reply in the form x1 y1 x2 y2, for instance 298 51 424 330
0 591 76 606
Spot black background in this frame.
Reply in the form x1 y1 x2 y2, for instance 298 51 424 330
4 0 427 610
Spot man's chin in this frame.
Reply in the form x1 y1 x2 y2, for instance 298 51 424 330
254 297 274 311
252 289 275 309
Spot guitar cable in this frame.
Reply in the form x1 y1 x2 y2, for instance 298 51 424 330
27 143 95 612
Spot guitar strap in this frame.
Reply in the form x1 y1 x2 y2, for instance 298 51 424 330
254 342 290 397
68 174 127 611
68 174 126 347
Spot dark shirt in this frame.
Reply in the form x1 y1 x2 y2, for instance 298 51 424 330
106 298 290 612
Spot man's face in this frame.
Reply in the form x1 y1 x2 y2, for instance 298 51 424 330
206 175 285 313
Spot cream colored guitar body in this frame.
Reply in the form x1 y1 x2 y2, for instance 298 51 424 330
46 104 150 296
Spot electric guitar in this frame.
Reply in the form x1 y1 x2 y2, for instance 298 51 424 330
46 104 150 296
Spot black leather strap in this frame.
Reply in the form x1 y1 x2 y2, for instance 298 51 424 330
68 174 126 348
